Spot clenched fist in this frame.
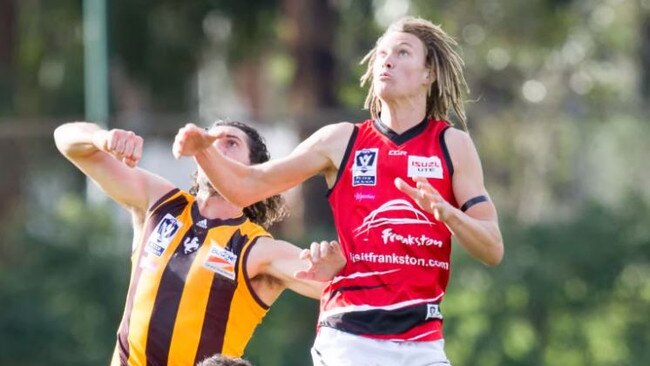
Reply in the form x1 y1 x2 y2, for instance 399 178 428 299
94 128 143 168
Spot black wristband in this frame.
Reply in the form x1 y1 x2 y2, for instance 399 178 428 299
460 195 488 212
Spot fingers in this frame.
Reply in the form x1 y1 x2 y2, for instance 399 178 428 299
172 123 214 159
294 248 314 280
294 269 312 281
395 176 450 220
414 176 440 196
309 241 322 263
172 124 195 159
395 177 429 207
104 129 143 167
394 177 418 196
299 248 310 261
301 241 340 266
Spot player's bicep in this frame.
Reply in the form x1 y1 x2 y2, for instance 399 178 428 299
448 130 497 220
72 152 172 211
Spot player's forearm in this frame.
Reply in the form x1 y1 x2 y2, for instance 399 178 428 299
54 122 104 157
445 210 503 266
194 146 265 207
291 280 325 300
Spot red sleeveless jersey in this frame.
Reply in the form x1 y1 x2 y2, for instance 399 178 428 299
321 117 457 342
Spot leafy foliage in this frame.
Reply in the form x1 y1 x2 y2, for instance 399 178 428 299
0 195 129 365
443 197 650 366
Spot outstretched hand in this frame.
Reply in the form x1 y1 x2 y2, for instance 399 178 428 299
172 123 224 159
395 176 455 222
295 240 346 282
95 128 143 168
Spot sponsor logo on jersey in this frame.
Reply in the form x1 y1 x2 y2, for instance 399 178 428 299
183 236 201 254
354 199 434 237
389 150 407 156
203 241 237 280
380 228 443 247
354 192 376 201
196 219 208 229
146 214 182 257
408 155 443 179
352 148 378 186
426 304 443 320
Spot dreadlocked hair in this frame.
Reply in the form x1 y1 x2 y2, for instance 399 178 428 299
360 16 469 130
189 120 288 229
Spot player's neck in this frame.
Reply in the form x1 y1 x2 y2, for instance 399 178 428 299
195 191 244 220
379 99 426 134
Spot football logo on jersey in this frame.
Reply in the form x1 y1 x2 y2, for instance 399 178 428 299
203 241 237 280
183 236 201 254
408 155 443 179
146 214 182 257
352 148 378 186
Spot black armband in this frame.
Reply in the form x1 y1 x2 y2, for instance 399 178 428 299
460 195 488 212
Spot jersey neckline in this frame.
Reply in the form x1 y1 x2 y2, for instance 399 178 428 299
190 199 247 228
373 115 429 145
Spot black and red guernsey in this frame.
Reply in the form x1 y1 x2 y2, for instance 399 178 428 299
322 117 457 342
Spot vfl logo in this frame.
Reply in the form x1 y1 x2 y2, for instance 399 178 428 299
352 148 378 186
146 214 182 257
354 199 434 237
183 236 201 254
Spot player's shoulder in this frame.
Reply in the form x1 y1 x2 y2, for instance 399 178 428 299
317 121 356 137
443 126 474 151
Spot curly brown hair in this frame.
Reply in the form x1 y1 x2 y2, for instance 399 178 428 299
189 120 287 229
360 16 469 130
196 354 253 366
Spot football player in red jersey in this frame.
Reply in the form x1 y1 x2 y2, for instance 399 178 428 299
173 16 503 366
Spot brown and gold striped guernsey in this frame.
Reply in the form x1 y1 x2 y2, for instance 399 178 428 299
110 189 271 366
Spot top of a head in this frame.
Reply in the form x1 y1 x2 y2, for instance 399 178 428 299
383 16 451 67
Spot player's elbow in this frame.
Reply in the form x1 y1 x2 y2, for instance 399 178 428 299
483 240 504 267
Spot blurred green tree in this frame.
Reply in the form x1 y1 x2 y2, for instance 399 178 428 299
443 196 650 366
0 194 129 366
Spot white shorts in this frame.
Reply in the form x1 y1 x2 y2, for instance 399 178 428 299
311 327 451 366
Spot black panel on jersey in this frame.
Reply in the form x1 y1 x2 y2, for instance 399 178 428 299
373 116 428 145
439 126 454 177
330 283 387 298
326 125 359 197
319 302 441 336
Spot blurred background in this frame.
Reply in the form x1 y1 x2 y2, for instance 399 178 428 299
1 0 649 365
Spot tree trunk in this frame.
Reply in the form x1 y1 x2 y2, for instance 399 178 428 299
0 0 22 248
282 0 339 235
